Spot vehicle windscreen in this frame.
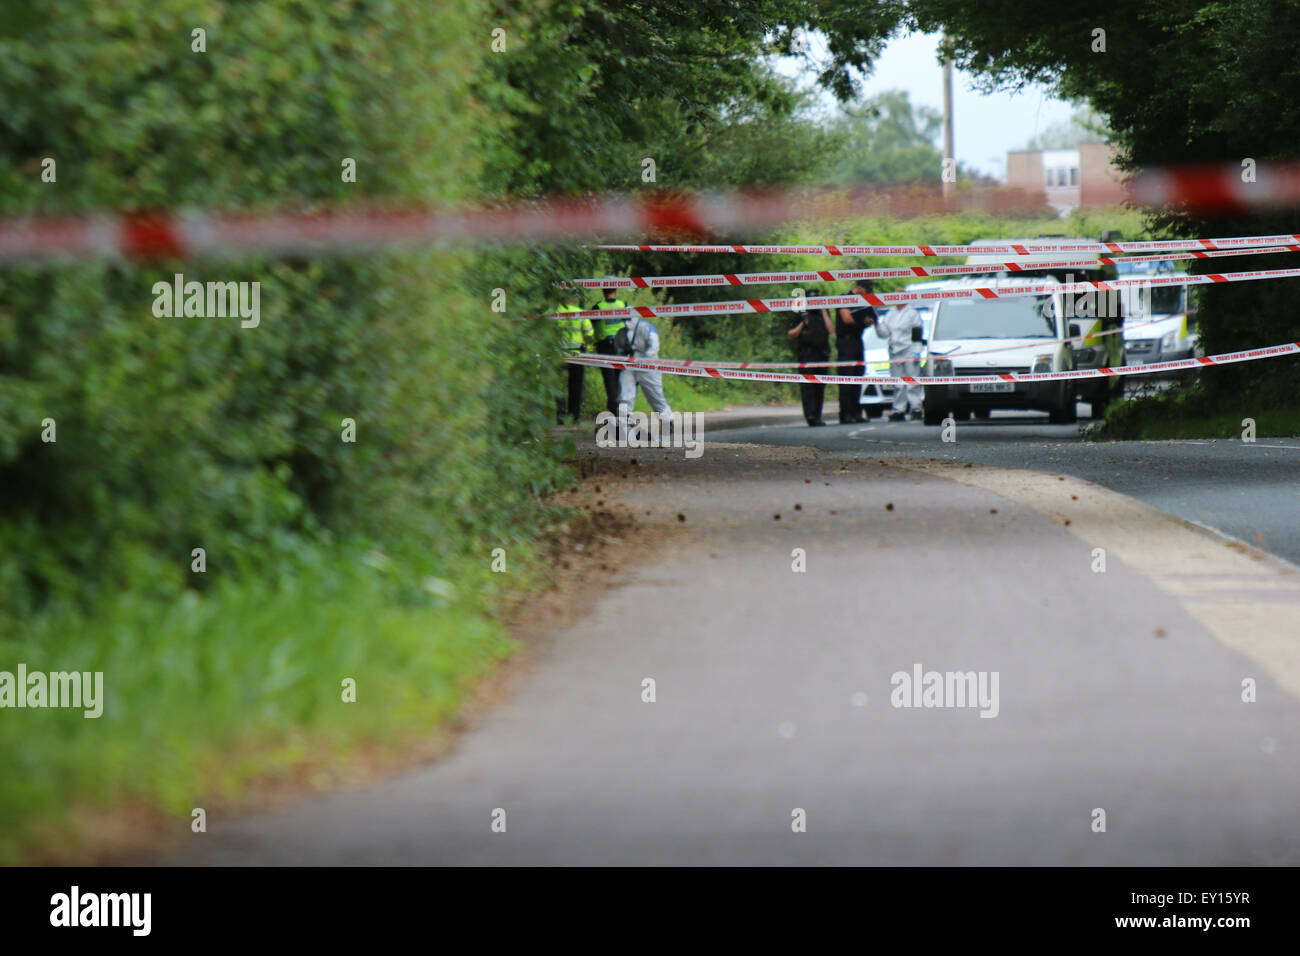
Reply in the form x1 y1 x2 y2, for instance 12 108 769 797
1124 284 1186 318
932 296 1057 340
1116 258 1175 275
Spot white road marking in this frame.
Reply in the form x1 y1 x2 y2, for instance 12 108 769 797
1167 440 1300 450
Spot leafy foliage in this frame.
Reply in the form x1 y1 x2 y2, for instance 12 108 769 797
0 0 576 857
478 0 906 195
0 1 583 630
826 89 944 184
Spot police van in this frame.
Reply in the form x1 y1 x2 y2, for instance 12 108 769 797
921 275 1079 424
962 236 1125 417
1114 259 1200 365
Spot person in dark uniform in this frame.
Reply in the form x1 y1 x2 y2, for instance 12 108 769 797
786 287 832 426
836 279 877 424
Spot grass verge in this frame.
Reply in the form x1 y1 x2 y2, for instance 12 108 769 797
0 526 573 864
1090 379 1300 441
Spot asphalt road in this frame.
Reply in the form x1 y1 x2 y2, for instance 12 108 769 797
707 404 1300 566
163 428 1300 866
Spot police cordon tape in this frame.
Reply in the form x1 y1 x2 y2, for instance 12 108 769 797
568 321 1158 370
1129 160 1300 213
0 190 1099 265
564 245 1300 289
2 165 1300 265
558 311 1179 368
593 232 1300 257
548 265 1300 320
566 341 1300 386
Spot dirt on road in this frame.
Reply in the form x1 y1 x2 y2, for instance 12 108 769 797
159 436 1300 865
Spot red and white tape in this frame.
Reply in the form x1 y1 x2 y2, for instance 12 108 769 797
6 152 1300 266
1129 161 1300 213
592 233 1300 258
0 192 1072 265
564 245 1300 290
0 169 1298 266
568 312 1175 369
566 341 1300 386
548 265 1300 320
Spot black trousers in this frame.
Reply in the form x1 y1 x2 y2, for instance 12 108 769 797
797 347 829 423
837 339 864 420
557 351 585 422
594 337 621 416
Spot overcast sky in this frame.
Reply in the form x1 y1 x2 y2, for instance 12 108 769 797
773 29 1078 181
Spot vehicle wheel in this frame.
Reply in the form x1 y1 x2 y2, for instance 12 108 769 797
865 406 884 419
974 408 991 420
1048 399 1078 424
1089 395 1110 419
922 404 944 426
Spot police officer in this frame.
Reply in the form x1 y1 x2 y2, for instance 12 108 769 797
591 278 627 418
875 301 925 421
786 286 832 426
555 287 594 424
835 279 877 424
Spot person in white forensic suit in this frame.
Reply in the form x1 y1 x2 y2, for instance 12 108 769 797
876 302 925 421
616 315 673 436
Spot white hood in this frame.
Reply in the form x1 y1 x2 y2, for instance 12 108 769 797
934 339 1053 368
1123 314 1181 341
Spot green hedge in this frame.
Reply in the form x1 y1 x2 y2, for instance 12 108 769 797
0 1 581 627
0 0 587 858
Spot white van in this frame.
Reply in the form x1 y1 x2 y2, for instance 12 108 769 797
964 237 1124 415
1115 260 1200 364
922 276 1078 425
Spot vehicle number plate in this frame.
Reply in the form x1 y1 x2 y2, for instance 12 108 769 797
968 383 1014 393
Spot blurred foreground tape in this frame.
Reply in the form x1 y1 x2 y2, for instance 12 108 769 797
3 161 1300 266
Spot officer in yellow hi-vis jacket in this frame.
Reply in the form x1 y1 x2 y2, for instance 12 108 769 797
591 278 627 417
555 287 594 424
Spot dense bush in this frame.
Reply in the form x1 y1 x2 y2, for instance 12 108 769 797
0 1 578 633
0 0 586 858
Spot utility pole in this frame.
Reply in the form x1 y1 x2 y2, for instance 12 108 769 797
942 34 955 200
